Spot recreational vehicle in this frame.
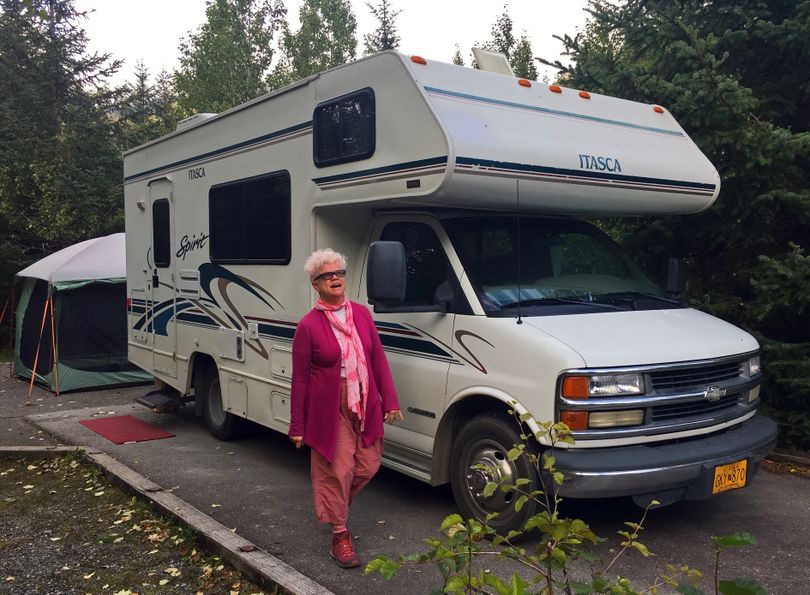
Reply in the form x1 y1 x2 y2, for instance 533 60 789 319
124 51 777 532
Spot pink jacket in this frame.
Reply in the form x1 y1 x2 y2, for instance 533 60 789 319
289 302 399 463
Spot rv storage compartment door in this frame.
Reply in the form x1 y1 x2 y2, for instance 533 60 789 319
219 328 245 362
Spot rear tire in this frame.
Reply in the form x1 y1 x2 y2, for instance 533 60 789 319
202 367 246 440
450 413 539 535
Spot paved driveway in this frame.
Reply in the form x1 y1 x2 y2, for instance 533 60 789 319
3 375 808 594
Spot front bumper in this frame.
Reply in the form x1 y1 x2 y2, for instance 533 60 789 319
550 415 778 504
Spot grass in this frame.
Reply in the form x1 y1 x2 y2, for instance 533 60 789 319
0 451 274 594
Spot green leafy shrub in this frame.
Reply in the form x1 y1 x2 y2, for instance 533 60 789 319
367 413 765 594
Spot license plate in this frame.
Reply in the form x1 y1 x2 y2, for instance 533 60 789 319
712 459 748 494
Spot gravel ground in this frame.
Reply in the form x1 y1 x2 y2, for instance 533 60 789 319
0 452 269 594
0 369 150 447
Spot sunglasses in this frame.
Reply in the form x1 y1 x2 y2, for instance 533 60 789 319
312 269 347 282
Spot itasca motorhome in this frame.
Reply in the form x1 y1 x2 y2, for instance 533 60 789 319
124 51 777 532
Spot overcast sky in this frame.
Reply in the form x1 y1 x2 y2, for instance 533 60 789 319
73 0 590 86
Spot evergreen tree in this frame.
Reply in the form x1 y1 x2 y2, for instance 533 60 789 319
541 0 810 447
0 0 124 304
119 62 181 149
271 0 357 88
363 0 400 55
174 0 285 113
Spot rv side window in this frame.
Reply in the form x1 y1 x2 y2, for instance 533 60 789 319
313 88 375 167
209 171 291 264
152 199 171 268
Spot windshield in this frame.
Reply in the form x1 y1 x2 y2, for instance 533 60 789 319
443 216 680 316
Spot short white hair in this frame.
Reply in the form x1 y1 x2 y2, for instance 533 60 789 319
304 248 347 281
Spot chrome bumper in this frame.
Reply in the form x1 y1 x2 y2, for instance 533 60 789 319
550 415 778 503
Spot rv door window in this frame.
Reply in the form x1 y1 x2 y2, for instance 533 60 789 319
380 222 470 313
152 199 171 268
209 171 291 264
314 88 375 167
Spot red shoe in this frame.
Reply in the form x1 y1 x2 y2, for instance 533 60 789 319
331 530 361 568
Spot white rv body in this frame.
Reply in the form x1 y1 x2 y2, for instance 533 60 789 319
124 52 776 525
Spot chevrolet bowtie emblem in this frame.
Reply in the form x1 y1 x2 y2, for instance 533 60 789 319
704 385 726 402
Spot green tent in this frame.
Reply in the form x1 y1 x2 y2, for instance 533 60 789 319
13 233 152 392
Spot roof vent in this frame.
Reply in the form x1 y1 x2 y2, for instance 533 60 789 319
472 48 514 76
176 113 217 132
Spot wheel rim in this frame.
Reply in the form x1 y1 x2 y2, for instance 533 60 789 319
463 439 519 516
208 378 226 426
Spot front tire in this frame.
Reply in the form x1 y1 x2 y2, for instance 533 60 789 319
450 413 539 535
202 367 246 440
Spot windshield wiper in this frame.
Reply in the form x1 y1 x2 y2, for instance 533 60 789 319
599 291 683 306
500 297 624 311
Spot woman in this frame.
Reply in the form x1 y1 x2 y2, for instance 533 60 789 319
289 248 403 568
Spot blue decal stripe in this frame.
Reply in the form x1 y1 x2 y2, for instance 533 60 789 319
456 156 716 193
424 86 683 137
380 334 451 358
176 312 217 327
375 321 410 330
313 156 448 185
258 324 295 339
125 121 312 182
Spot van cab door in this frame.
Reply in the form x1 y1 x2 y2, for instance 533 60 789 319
360 217 472 471
148 178 178 378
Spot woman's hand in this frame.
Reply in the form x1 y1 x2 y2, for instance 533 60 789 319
384 409 404 424
290 436 304 449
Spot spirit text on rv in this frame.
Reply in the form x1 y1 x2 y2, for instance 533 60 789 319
188 166 206 180
176 233 209 260
578 154 622 173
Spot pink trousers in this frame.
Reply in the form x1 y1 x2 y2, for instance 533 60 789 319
310 381 383 525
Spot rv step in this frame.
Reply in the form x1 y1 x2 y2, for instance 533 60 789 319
137 390 189 413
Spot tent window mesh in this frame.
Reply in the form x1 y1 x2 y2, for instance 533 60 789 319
58 284 137 372
18 280 53 374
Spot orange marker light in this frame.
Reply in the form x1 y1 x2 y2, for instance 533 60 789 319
560 411 589 430
549 85 562 94
562 376 589 399
579 91 591 99
411 55 427 65
653 105 665 113
518 79 532 88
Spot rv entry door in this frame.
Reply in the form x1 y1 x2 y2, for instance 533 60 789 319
148 178 178 378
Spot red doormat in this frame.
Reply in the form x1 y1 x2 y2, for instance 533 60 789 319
79 415 175 444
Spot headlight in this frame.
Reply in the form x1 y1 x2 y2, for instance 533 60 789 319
562 373 644 399
748 355 761 377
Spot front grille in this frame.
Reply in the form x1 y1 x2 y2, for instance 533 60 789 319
651 393 740 421
650 361 742 392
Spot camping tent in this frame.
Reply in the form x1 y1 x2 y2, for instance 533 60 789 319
13 233 151 392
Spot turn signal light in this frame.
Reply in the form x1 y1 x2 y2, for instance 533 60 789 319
562 376 589 399
560 410 588 430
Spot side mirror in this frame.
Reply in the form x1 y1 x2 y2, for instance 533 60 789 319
367 241 406 307
666 257 686 297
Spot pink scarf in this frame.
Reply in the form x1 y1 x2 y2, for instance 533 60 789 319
315 298 369 429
